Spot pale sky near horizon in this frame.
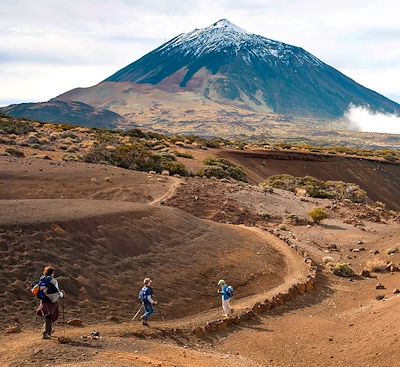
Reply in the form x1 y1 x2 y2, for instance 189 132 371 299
1 0 399 107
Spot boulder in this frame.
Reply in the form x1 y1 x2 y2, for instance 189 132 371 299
375 294 385 301
66 319 83 327
5 323 21 333
192 326 204 338
107 316 120 323
376 283 385 290
359 269 371 278
393 288 400 294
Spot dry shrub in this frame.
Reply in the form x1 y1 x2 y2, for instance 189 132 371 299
323 256 334 265
309 208 328 224
366 259 386 272
386 247 399 255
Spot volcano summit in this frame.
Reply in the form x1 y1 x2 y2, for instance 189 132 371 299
3 19 400 132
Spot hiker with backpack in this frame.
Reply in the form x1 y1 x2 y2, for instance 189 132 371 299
138 278 157 326
32 266 64 339
218 279 234 317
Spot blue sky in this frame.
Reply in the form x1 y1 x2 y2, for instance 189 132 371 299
1 0 399 107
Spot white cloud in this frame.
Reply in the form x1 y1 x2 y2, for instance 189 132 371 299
345 105 400 134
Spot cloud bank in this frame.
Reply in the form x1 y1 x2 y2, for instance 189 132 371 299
345 105 400 134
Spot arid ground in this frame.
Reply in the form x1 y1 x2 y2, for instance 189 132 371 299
1 120 400 367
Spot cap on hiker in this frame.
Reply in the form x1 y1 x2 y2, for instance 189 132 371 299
143 278 152 285
218 279 226 286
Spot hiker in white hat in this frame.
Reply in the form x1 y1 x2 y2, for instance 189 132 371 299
218 279 234 316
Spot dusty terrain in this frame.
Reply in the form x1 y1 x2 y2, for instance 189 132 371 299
1 120 400 367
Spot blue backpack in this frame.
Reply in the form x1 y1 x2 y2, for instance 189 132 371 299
31 276 58 301
138 286 150 303
226 286 234 298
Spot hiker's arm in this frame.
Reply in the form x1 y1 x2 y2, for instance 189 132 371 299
51 278 64 297
147 295 157 304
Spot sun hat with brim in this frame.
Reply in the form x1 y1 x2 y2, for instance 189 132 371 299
143 278 152 284
218 279 226 286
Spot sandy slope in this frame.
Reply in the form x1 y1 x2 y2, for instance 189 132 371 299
1 156 400 367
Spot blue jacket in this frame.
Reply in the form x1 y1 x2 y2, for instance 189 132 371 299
221 285 233 301
139 286 153 304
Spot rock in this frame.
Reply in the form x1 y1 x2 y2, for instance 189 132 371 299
192 326 204 337
57 336 72 344
390 264 399 272
33 348 43 355
373 250 380 255
161 170 170 176
107 316 120 323
352 248 360 253
376 283 385 290
359 269 371 277
375 294 385 301
393 288 400 294
357 240 364 245
67 319 83 327
149 171 157 175
5 323 21 333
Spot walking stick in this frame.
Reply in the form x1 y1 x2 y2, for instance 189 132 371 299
32 312 38 334
131 305 143 321
217 292 220 317
62 297 65 334
157 304 165 322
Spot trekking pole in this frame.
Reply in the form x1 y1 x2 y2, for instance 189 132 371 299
62 297 65 334
32 311 38 334
157 303 165 322
131 305 143 321
217 292 220 317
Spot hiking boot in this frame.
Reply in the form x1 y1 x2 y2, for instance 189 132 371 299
141 320 149 326
42 333 51 339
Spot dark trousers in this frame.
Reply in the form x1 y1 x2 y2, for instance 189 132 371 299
43 316 52 336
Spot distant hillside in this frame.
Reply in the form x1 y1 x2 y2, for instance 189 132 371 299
0 100 127 129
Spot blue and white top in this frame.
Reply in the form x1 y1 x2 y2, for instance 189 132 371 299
221 285 233 301
139 286 154 304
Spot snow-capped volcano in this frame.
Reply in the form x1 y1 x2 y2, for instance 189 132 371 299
7 19 399 127
103 19 400 118
158 19 322 67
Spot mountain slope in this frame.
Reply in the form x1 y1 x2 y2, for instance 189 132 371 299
104 19 400 118
0 100 127 128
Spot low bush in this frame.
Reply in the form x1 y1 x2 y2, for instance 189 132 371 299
322 256 334 265
308 208 328 224
333 262 354 277
196 157 247 182
286 213 306 225
84 143 189 176
386 247 399 255
260 174 367 203
174 150 194 159
5 147 25 157
366 259 386 272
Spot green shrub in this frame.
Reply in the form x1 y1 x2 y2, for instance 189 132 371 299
174 151 194 159
308 208 328 223
196 165 228 179
5 147 25 157
201 157 247 182
160 160 188 176
333 262 354 277
260 174 367 203
84 144 188 175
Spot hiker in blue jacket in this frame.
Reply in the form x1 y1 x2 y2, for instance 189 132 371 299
218 279 234 316
139 278 157 326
